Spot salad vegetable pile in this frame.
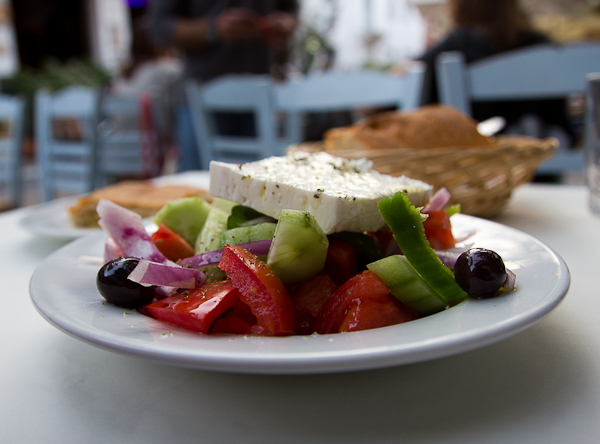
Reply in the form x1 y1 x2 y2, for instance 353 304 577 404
95 164 515 337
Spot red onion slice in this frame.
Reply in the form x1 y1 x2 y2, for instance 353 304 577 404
104 236 124 263
178 239 273 269
434 244 474 269
97 199 173 265
129 259 204 289
422 187 451 213
503 269 517 290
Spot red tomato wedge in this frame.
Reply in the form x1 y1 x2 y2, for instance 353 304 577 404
324 237 357 286
144 280 242 334
315 270 419 334
219 244 296 336
423 210 456 250
211 317 253 335
290 271 338 335
150 224 195 262
338 294 419 333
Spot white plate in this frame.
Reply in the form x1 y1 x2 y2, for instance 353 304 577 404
19 172 211 240
19 196 100 240
29 214 570 374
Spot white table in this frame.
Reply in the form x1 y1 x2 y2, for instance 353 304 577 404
2 183 599 444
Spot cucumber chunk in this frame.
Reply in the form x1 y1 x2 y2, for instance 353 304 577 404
266 210 329 285
227 205 275 229
194 198 237 283
368 255 447 315
152 196 211 246
194 198 237 254
220 222 276 246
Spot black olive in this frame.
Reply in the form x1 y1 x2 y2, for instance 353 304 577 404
454 248 507 298
97 257 155 308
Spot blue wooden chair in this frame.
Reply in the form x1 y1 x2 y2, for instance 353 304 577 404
185 75 284 170
436 43 600 175
35 86 100 202
275 66 425 145
0 94 25 209
95 92 162 186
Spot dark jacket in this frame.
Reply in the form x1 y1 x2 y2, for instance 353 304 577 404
417 27 573 142
149 0 298 83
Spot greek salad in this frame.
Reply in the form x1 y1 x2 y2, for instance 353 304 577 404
95 152 515 336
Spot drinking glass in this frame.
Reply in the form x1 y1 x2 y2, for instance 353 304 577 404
586 73 600 215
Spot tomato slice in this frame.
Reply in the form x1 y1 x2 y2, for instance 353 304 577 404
143 280 240 334
324 237 357 286
219 244 296 336
151 224 195 262
290 271 338 335
338 294 419 332
314 270 418 334
211 317 253 335
423 210 456 250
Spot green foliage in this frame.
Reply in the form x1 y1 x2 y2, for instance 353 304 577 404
1 58 112 98
361 61 395 72
294 25 334 74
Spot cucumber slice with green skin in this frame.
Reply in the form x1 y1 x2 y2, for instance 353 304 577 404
153 196 211 246
194 198 237 283
266 209 329 285
220 222 277 246
377 191 467 306
194 198 237 254
368 255 447 315
227 205 275 229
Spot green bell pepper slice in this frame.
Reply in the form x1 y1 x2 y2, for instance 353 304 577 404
377 191 467 306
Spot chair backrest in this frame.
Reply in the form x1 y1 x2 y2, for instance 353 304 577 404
275 65 425 145
35 86 100 202
0 94 25 208
185 75 282 170
437 43 600 114
436 43 600 174
96 92 161 185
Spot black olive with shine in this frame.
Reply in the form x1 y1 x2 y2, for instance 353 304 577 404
97 257 156 308
454 248 507 298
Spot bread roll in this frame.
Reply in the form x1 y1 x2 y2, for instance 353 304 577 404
324 105 493 151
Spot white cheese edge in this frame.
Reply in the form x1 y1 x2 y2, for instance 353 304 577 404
209 151 433 234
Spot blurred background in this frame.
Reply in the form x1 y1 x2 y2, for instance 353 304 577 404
0 0 599 209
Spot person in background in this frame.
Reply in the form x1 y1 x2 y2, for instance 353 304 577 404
148 1 299 171
110 17 183 147
416 0 575 147
109 17 183 137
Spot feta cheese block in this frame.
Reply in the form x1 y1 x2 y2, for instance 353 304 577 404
209 151 433 234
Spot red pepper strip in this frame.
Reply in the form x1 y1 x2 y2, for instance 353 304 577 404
144 280 240 334
219 244 296 336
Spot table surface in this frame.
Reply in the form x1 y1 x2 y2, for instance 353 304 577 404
2 180 599 444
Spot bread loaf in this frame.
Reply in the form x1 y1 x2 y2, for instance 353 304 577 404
324 105 494 151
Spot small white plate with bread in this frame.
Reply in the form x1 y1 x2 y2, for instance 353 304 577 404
19 172 211 240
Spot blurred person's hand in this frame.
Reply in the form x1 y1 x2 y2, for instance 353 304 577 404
215 8 260 41
261 11 296 48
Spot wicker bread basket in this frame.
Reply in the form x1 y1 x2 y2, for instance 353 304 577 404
288 135 558 218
